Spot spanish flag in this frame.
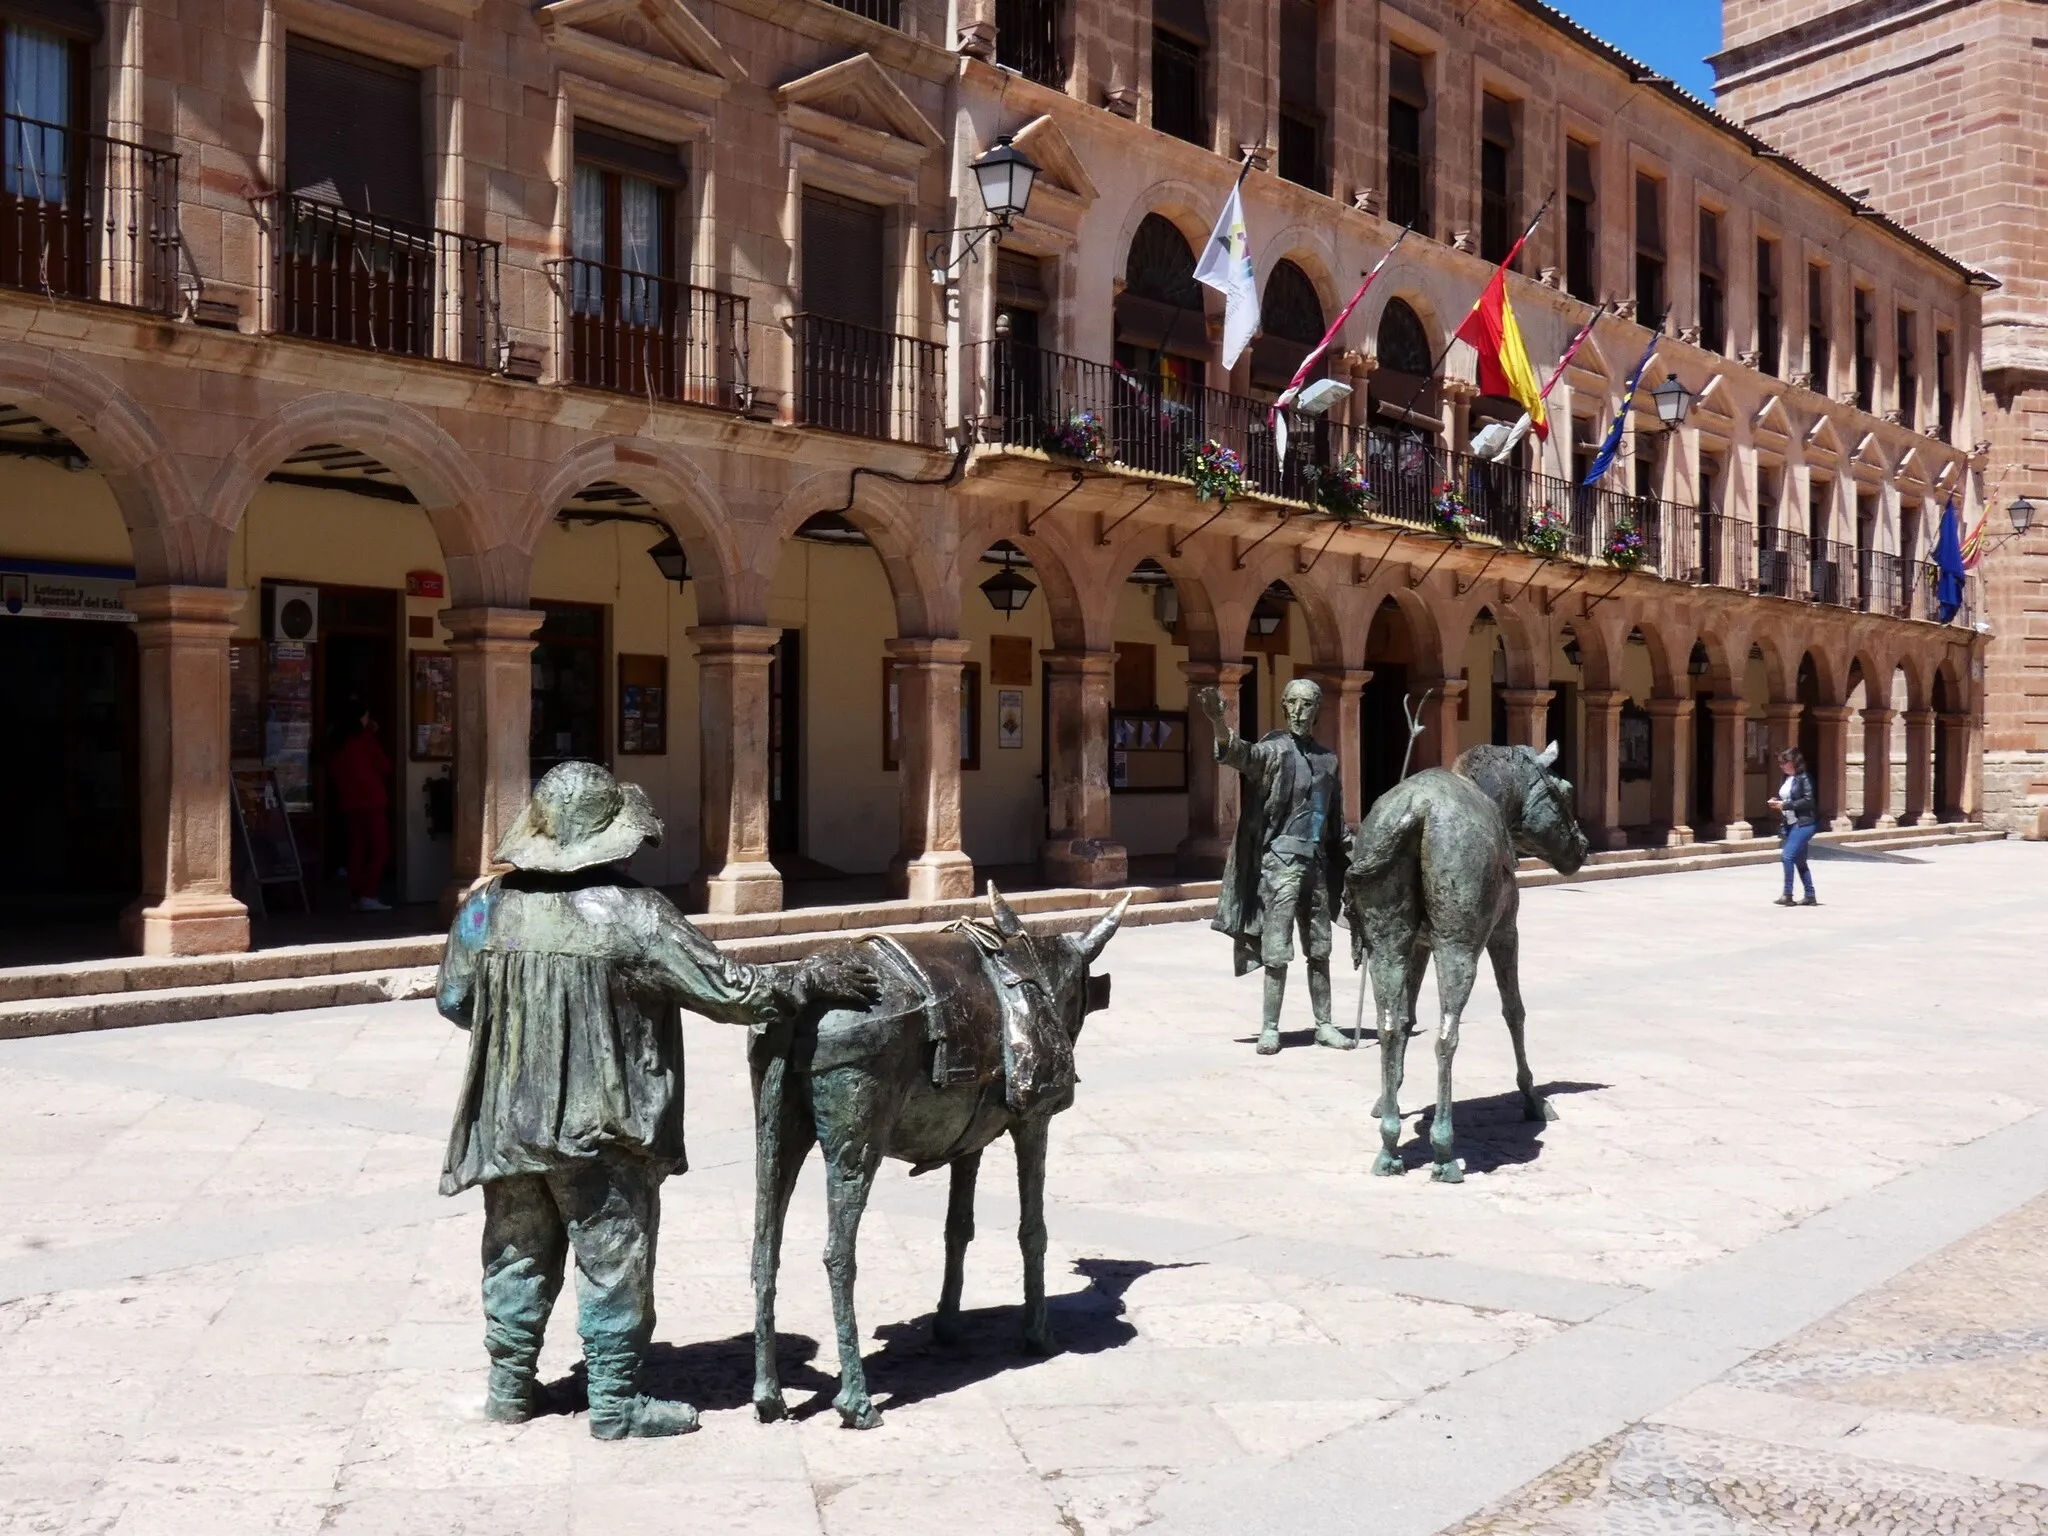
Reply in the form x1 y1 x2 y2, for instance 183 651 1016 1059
1455 266 1549 441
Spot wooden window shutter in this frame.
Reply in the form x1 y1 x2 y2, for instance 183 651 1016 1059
574 122 685 186
801 188 886 329
286 37 426 227
1388 46 1428 108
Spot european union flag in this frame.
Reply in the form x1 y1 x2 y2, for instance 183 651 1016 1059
1582 330 1662 488
1933 500 1967 623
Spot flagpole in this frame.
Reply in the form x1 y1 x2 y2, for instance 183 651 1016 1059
1152 149 1260 369
1391 191 1558 430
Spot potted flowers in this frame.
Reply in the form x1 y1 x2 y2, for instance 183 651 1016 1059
1303 453 1372 522
1605 518 1645 570
1524 503 1568 558
1043 409 1109 465
1185 438 1246 504
1432 480 1471 539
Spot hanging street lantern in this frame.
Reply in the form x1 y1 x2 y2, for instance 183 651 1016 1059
646 533 689 586
979 546 1036 616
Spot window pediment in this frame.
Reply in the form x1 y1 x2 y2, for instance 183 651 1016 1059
778 54 941 172
537 0 743 102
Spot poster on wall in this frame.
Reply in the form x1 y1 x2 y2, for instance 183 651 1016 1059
1108 709 1188 792
1744 718 1771 770
997 689 1024 749
618 654 668 756
0 561 135 621
265 641 315 810
1618 701 1653 782
410 650 455 761
229 641 264 760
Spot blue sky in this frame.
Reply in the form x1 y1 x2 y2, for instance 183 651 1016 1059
1543 2 1722 99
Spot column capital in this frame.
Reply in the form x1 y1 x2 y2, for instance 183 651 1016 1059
1415 674 1469 699
1498 686 1556 708
441 605 544 645
1044 647 1118 677
1298 666 1373 699
687 622 782 659
124 584 246 627
1765 700 1805 724
1645 695 1695 719
1807 703 1854 725
1702 696 1749 720
1581 687 1627 712
885 635 974 666
1180 659 1254 687
1860 706 1897 727
1935 710 1971 727
1904 708 1936 728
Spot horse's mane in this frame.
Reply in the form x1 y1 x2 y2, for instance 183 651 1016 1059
1451 744 1537 825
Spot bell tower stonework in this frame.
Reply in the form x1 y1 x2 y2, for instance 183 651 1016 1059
1713 0 2048 834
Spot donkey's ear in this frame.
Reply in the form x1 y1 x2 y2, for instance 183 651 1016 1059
1535 740 1560 768
987 880 1026 938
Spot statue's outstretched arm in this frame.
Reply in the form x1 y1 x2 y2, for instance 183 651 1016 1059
639 898 786 1027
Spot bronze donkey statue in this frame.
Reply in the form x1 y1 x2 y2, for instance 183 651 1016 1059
749 884 1129 1429
1344 742 1589 1183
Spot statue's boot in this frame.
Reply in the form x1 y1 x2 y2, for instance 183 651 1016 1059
1258 967 1285 1054
484 1361 539 1423
479 1176 568 1425
585 1342 699 1440
1308 960 1353 1050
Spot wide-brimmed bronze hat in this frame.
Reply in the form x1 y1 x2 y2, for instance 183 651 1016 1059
494 761 662 873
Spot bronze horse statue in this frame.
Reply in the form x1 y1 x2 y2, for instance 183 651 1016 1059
1344 742 1589 1182
749 885 1128 1429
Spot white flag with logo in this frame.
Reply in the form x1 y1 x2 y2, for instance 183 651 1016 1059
1194 182 1260 370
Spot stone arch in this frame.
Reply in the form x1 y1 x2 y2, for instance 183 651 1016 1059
521 437 750 623
955 499 1092 653
1631 613 1689 696
1797 643 1850 707
1558 609 1626 691
1094 520 1224 659
1356 572 1451 680
0 341 199 583
1479 597 1546 689
1255 233 1342 319
1112 185 1212 281
767 470 954 638
1749 623 1801 701
1897 649 1934 715
1690 623 1745 697
206 393 506 600
1233 542 1345 667
1845 639 1890 711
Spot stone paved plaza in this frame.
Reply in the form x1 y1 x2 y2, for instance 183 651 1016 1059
4 840 2047 1536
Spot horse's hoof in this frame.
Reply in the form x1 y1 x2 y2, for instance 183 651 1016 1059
1256 1030 1281 1056
1525 1095 1558 1123
1432 1159 1466 1184
1371 1150 1405 1177
836 1396 883 1431
753 1391 787 1424
1314 1025 1357 1050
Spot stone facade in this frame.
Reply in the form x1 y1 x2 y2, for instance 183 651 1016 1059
0 0 1994 955
1714 0 2047 835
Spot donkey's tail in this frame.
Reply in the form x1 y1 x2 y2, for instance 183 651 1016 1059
1342 791 1429 969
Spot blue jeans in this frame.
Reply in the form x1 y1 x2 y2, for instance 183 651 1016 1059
1781 823 1817 898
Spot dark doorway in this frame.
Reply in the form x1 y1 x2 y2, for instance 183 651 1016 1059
0 615 139 924
1545 683 1573 786
1932 670 1953 816
1692 693 1716 829
530 600 606 774
1239 658 1261 742
1796 655 1822 809
316 586 399 906
769 628 801 859
1360 663 1410 812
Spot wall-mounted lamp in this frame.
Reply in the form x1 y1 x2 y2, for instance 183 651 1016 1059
1650 372 1695 430
978 544 1036 616
927 135 1042 282
2009 494 2035 536
1153 582 1181 633
646 533 689 587
1687 641 1709 678
1562 633 1583 668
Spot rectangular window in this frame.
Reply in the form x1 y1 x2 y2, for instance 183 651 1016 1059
1853 286 1875 412
1277 0 1323 192
1756 237 1781 377
285 37 426 225
1896 308 1917 430
1936 329 1954 441
1634 172 1664 322
1 19 89 298
1697 208 1724 355
1479 94 1516 266
799 188 892 439
1386 46 1429 236
565 124 684 396
1807 263 1829 392
1152 0 1209 147
995 0 1062 88
1564 139 1596 303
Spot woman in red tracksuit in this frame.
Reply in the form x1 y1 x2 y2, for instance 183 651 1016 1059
331 702 392 912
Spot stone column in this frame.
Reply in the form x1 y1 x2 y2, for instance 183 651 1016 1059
1809 703 1854 830
689 623 782 914
1937 711 1972 820
1042 648 1127 889
1646 696 1695 846
1903 709 1936 825
1178 659 1250 877
1499 687 1556 751
887 637 977 902
1703 697 1753 840
122 585 250 956
1765 700 1804 766
1301 666 1371 828
1410 676 1468 771
442 606 545 911
1860 706 1897 828
1580 688 1626 848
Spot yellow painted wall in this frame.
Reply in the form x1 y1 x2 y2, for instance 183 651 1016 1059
1 458 134 566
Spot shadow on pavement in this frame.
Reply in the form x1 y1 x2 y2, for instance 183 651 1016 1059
1407 1080 1610 1175
539 1331 834 1417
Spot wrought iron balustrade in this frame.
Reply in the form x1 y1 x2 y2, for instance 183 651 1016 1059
272 194 500 367
820 0 901 24
0 114 181 313
1810 538 1856 607
797 313 944 447
1755 526 1809 600
995 0 1064 86
1695 514 1753 590
1856 545 1898 616
547 258 749 409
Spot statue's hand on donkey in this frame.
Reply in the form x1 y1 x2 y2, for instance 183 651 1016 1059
1343 742 1589 1184
750 885 1129 1429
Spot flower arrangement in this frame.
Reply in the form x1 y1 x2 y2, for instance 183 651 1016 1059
1303 453 1373 521
1524 503 1568 558
1432 481 1471 538
1605 517 1645 570
1185 438 1246 504
1043 409 1109 464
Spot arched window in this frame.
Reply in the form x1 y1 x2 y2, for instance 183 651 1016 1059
1250 259 1327 392
1124 214 1201 307
1376 298 1431 375
1116 213 1206 372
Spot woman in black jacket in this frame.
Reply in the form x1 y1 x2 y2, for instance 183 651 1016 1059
1768 748 1820 906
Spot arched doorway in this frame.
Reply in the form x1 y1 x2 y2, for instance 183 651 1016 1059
1361 596 1416 810
1369 298 1439 522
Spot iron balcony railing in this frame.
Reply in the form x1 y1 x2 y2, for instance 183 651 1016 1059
1693 513 1753 589
1755 526 1809 600
1903 558 1977 627
1856 546 1898 616
795 313 944 448
820 0 900 24
1810 538 1856 608
272 194 501 368
975 339 1700 576
995 0 1064 86
547 258 749 409
0 113 181 313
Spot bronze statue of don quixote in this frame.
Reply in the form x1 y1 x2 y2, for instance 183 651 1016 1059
431 684 1585 1435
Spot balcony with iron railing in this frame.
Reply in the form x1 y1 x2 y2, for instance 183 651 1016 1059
1755 526 1809 600
995 0 1064 87
270 194 500 368
795 313 944 448
547 258 749 409
0 113 181 313
1809 538 1855 608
